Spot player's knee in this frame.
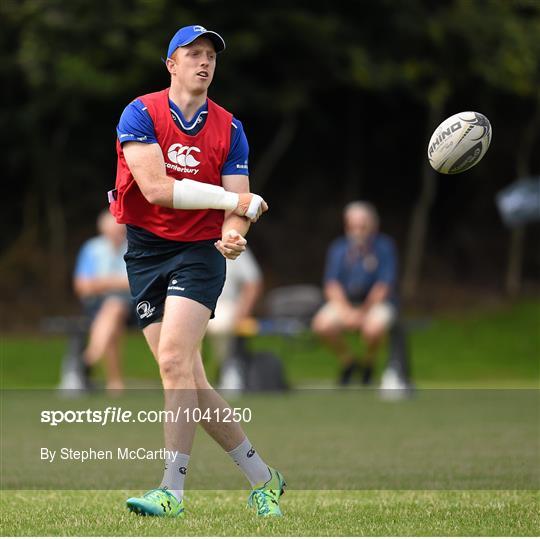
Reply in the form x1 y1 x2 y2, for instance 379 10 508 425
158 352 191 382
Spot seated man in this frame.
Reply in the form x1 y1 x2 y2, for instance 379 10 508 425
206 247 263 390
312 201 398 386
73 210 132 391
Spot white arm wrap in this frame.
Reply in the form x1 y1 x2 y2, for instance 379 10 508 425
245 194 264 220
172 179 239 210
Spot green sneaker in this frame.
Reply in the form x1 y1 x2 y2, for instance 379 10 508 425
126 488 185 517
247 467 286 517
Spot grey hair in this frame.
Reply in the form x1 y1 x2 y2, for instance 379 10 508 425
343 201 380 228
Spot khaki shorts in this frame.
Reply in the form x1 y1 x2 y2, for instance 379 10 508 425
317 301 397 329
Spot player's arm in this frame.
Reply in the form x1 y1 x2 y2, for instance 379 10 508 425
214 174 261 260
222 175 254 236
122 142 265 220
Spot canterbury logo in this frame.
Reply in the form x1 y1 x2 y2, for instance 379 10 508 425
167 143 201 167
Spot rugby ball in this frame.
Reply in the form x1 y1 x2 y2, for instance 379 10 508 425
427 111 492 174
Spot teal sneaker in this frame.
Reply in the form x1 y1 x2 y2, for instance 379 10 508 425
247 467 286 517
126 488 185 517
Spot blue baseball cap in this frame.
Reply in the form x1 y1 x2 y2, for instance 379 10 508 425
167 25 226 58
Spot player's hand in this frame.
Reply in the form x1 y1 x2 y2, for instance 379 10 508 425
235 193 268 222
214 229 247 260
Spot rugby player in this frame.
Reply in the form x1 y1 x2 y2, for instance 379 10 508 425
111 25 285 517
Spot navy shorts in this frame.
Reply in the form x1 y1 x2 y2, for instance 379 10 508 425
124 238 226 329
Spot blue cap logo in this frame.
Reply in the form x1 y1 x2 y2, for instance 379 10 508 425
167 25 226 59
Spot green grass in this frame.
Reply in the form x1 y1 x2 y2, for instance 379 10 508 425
1 301 538 536
3 390 537 491
1 490 538 536
2 300 538 388
1 390 538 535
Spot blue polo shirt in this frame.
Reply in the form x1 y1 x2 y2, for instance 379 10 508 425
74 236 128 280
117 98 249 175
323 234 398 305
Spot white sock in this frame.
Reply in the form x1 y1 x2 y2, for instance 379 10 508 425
160 451 190 501
228 438 271 487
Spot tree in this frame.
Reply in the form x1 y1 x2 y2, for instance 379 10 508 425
2 0 539 325
348 0 540 300
458 0 540 294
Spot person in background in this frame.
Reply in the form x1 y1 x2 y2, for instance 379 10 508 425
73 210 132 392
206 247 263 389
312 201 398 386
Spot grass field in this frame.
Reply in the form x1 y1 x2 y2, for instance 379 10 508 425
3 389 537 491
1 389 538 535
2 300 539 389
1 490 539 536
1 300 538 536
